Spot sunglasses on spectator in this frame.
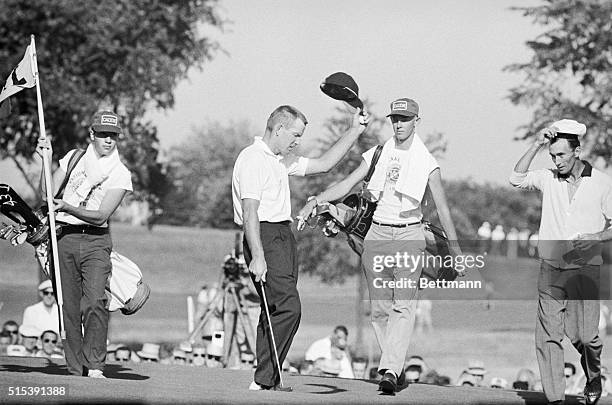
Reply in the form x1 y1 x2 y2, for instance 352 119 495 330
207 355 221 361
7 330 18 335
192 352 206 358
42 290 54 296
43 339 57 344
116 357 130 361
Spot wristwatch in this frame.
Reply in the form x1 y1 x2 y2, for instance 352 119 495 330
307 196 319 205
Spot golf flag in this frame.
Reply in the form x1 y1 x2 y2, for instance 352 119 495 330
0 45 36 117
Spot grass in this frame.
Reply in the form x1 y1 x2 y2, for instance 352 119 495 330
1 223 611 385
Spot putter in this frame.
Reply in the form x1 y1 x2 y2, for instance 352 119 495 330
259 280 292 392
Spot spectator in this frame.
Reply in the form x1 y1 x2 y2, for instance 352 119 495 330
191 344 207 367
564 362 579 395
506 227 519 259
477 221 492 253
305 325 353 378
106 343 121 362
352 357 368 379
239 352 256 370
36 330 63 359
172 348 187 365
19 324 39 356
178 341 193 365
2 320 20 344
0 331 12 355
513 368 537 391
405 356 428 383
6 345 28 356
136 343 160 363
600 302 609 338
518 227 531 257
114 346 132 363
205 341 224 368
420 369 450 386
369 366 381 381
490 377 508 389
490 224 505 256
195 283 224 347
21 280 59 337
457 370 477 387
465 360 487 387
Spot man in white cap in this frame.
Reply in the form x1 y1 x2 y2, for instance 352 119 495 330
510 119 612 405
21 279 59 337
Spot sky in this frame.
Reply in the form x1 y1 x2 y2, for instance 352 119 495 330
2 0 556 193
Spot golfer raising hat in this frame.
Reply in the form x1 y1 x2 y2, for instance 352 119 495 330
232 104 368 390
35 110 133 378
510 118 612 405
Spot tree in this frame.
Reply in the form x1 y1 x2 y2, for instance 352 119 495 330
160 120 254 228
0 0 224 204
505 0 612 162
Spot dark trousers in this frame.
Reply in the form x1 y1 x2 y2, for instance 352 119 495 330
57 232 112 375
536 261 602 402
243 222 301 387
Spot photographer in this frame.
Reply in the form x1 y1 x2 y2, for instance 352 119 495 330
222 253 260 368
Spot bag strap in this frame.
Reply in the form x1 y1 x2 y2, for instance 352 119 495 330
362 145 383 187
54 149 86 199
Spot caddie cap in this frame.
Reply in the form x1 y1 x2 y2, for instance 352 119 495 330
38 279 53 291
387 98 419 117
551 119 586 139
19 324 38 338
91 110 122 134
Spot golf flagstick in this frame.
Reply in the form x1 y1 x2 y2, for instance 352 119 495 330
31 35 67 340
259 280 288 391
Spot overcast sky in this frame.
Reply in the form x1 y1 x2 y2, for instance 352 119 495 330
3 0 556 194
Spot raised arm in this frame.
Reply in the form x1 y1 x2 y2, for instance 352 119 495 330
513 127 554 174
304 111 368 175
242 198 267 282
427 168 462 256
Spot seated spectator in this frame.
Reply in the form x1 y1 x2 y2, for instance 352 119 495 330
114 346 132 363
369 366 381 381
0 330 12 355
305 326 353 378
35 330 63 359
513 368 537 391
159 343 174 365
172 348 188 365
205 342 223 368
352 357 368 379
6 345 28 356
457 370 477 387
2 320 20 344
178 341 193 365
405 356 428 383
136 343 160 363
106 343 122 362
564 362 578 395
465 360 487 387
490 377 508 389
191 344 207 367
21 280 59 337
19 324 39 356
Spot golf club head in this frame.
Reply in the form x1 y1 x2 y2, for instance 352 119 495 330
274 385 293 392
320 72 364 110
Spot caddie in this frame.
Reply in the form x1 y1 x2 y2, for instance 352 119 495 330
36 110 133 378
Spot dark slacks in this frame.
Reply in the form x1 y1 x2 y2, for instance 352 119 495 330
243 221 301 387
57 231 112 375
536 261 602 402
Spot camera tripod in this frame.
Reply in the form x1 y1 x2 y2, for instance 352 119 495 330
189 277 258 367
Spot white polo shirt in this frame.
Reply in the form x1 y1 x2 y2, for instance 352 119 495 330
232 137 308 226
510 162 612 268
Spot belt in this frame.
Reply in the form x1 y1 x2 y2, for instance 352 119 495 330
260 221 291 226
372 220 422 228
59 224 109 235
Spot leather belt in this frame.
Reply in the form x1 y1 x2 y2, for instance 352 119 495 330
372 220 422 228
59 224 109 235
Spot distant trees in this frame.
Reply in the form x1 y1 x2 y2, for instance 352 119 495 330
505 0 612 163
0 0 224 206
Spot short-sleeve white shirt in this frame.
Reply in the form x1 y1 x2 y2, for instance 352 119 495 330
510 163 612 267
56 149 133 226
232 137 308 226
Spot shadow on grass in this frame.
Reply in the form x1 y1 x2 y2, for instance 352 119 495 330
303 383 347 394
515 389 584 404
0 359 149 381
